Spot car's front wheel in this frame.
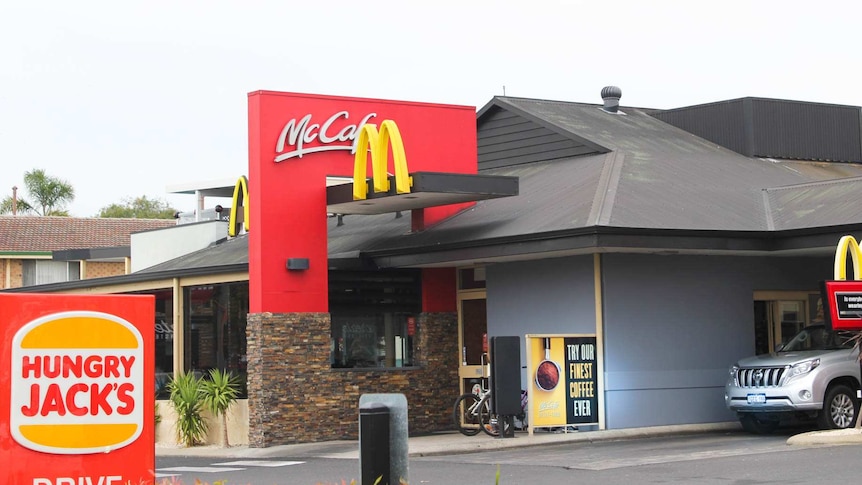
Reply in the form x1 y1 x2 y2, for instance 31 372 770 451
817 384 858 429
739 414 780 434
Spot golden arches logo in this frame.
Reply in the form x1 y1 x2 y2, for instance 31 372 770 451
353 120 413 200
229 175 249 237
834 235 862 280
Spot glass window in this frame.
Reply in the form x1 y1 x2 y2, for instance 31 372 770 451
22 260 80 285
330 270 421 369
153 290 174 398
458 267 486 290
125 289 174 398
184 283 248 397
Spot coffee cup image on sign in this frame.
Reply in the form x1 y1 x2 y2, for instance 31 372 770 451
535 337 561 391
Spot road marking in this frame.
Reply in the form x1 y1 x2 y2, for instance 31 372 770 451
157 466 246 473
213 460 305 467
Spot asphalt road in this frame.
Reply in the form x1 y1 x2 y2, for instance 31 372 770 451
155 426 862 485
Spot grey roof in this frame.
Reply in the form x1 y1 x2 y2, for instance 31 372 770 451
131 211 414 274
764 175 862 231
490 97 862 231
345 97 862 267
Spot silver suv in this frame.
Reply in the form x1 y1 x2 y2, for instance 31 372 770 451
725 325 861 433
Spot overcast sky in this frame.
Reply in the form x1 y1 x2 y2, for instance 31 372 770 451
1 0 861 217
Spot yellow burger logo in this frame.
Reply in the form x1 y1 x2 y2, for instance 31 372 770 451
10 311 144 454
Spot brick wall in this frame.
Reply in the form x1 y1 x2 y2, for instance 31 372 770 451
0 259 124 288
84 261 125 279
1 259 24 289
247 312 458 447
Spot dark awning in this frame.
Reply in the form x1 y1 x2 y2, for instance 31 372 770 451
326 172 519 215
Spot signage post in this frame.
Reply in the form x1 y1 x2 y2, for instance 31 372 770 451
822 235 862 331
1 293 155 485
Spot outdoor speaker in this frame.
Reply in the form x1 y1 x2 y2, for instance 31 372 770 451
286 258 310 271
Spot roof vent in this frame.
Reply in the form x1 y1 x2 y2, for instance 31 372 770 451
600 86 622 113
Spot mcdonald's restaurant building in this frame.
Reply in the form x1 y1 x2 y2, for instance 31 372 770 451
9 88 862 447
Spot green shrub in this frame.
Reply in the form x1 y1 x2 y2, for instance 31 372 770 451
167 372 207 447
200 369 241 447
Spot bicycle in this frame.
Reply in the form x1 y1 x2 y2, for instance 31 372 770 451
453 386 526 437
481 389 528 437
453 387 489 436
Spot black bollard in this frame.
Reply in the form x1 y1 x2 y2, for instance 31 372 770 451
359 402 390 485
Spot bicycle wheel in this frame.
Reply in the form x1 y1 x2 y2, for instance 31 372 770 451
478 395 505 437
453 393 481 436
515 390 528 430
479 395 515 437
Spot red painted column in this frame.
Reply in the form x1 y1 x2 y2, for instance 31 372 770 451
247 91 477 314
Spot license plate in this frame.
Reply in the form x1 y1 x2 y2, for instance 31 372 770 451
747 393 766 404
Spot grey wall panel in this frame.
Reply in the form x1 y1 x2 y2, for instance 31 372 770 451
486 255 596 387
478 106 598 169
654 98 862 162
652 101 747 155
479 146 597 169
483 252 831 429
601 253 831 428
606 388 732 428
751 99 862 162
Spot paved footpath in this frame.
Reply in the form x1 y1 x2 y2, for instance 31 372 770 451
154 421 862 460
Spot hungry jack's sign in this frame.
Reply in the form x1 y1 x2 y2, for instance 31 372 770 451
1 293 155 485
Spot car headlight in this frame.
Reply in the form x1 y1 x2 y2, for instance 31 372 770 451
786 358 820 380
728 364 739 385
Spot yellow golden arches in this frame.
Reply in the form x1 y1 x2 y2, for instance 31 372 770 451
353 120 413 200
229 176 250 237
834 235 862 280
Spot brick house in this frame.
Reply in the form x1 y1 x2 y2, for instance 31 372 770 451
0 215 175 289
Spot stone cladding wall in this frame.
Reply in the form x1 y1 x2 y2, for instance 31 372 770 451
247 311 458 447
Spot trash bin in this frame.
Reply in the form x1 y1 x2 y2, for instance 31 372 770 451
359 402 390 485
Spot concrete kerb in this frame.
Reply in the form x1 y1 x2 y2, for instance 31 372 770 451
155 422 743 460
786 427 862 446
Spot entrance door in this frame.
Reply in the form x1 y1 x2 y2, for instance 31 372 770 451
458 295 488 394
457 267 488 395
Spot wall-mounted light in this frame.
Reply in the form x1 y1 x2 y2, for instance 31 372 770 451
286 258 310 271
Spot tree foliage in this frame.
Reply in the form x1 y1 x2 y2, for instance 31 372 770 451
0 169 74 216
0 197 34 215
98 195 177 219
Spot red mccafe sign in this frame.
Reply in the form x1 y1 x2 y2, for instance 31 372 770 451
1 293 154 485
247 91 478 314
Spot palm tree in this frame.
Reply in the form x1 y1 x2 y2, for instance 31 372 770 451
200 368 241 447
23 169 75 216
0 196 34 215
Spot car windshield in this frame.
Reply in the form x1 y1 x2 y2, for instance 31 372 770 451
780 325 855 352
